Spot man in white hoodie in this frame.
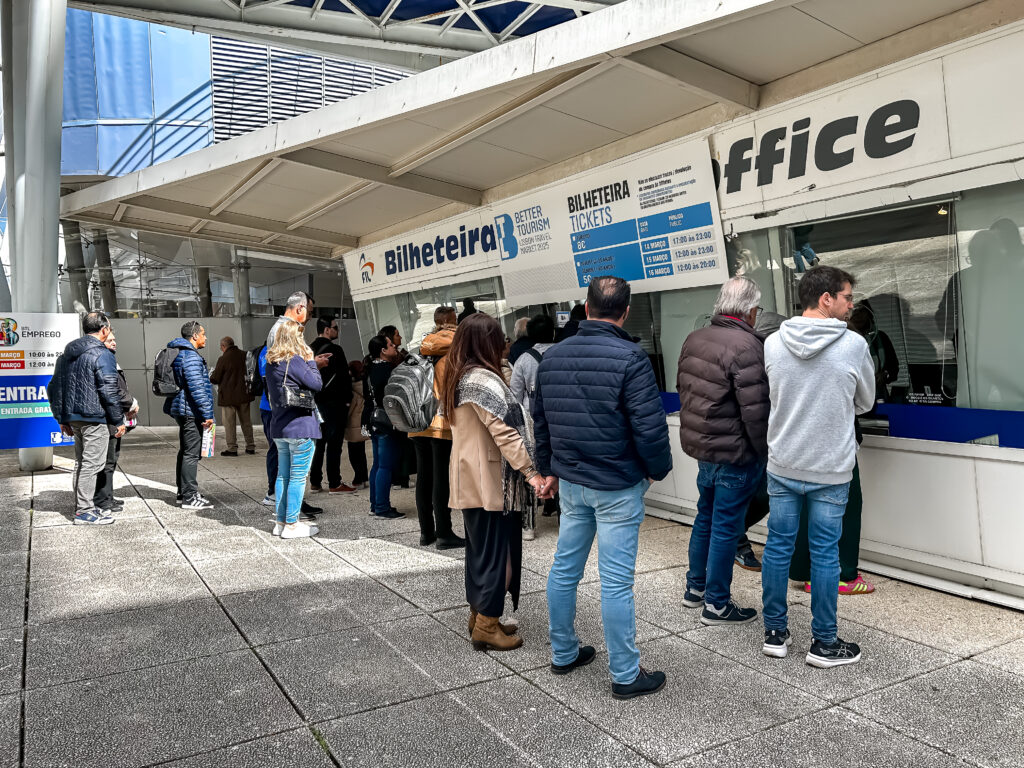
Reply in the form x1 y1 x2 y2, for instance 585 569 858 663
761 265 875 669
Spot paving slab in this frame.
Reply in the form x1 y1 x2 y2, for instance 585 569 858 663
161 728 337 768
672 706 973 768
524 634 825 764
260 613 510 722
682 603 958 703
434 589 671 672
974 636 1024 677
313 509 423 544
192 544 356 596
0 585 24 631
221 577 422 646
0 629 23 697
26 597 244 689
23 649 299 768
835 580 1024 656
846 659 1024 768
321 676 657 768
0 553 27 588
0 693 17 768
0 522 30 554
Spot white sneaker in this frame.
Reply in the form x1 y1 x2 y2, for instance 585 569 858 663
272 523 283 537
261 494 276 507
280 521 319 539
523 527 536 541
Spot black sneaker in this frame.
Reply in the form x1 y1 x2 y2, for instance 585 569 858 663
806 638 861 668
220 450 238 457
700 600 757 626
611 666 667 700
181 495 213 510
682 587 705 608
551 645 596 675
436 534 466 550
762 628 792 658
300 508 320 522
245 448 256 455
734 544 761 572
420 533 437 546
301 501 323 515
373 508 404 519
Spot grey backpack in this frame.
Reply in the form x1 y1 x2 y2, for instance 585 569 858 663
382 353 437 432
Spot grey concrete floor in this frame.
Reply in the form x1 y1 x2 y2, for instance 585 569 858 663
2 425 1023 768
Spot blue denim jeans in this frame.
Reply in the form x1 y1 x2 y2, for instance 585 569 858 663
761 472 850 644
370 433 398 514
687 460 764 609
547 478 647 685
274 438 315 524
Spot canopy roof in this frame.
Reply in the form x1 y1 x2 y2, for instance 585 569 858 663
61 0 990 260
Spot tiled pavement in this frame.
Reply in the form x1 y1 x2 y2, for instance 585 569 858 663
2 426 1023 767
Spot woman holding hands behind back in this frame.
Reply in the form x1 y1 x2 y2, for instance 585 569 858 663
266 320 327 539
440 313 553 651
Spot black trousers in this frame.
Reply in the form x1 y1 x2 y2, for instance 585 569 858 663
348 440 368 485
310 403 346 488
261 409 278 497
93 432 121 510
175 416 203 498
411 436 454 539
790 461 864 583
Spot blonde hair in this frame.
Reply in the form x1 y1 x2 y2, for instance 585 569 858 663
267 320 313 364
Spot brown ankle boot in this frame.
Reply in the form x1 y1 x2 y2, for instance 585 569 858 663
468 608 518 637
472 614 523 651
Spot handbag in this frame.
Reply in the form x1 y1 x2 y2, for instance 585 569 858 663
282 357 316 411
363 365 393 432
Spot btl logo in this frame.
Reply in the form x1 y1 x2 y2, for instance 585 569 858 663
494 214 518 260
359 254 374 284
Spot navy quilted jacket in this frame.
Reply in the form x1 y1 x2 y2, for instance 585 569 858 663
167 338 215 420
533 320 672 491
51 335 123 425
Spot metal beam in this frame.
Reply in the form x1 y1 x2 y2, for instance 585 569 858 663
500 4 541 42
619 45 760 112
377 0 403 25
112 202 128 221
209 158 282 216
389 61 615 178
282 147 483 206
124 194 359 248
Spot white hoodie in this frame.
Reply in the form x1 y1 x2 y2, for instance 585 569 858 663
764 317 876 485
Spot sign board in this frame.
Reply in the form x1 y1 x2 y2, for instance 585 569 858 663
347 137 728 305
0 313 81 450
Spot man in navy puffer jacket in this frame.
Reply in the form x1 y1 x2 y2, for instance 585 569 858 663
164 321 215 509
51 311 125 525
534 276 672 701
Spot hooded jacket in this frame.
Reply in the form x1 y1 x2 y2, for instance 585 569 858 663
676 315 769 466
167 338 215 421
52 335 123 425
764 317 875 485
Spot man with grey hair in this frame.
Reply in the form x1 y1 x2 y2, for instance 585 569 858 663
267 291 314 347
676 276 770 625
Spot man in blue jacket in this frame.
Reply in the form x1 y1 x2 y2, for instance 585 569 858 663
164 321 215 510
534 276 672 700
52 312 125 525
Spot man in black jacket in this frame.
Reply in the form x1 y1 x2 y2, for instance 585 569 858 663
52 312 125 525
93 336 138 514
534 276 672 701
309 316 356 493
677 276 770 627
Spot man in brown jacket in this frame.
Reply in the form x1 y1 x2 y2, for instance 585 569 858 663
676 276 769 627
210 336 255 456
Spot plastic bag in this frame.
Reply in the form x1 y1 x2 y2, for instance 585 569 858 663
201 422 216 458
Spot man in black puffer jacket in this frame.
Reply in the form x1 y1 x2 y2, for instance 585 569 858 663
51 312 125 525
163 321 215 510
534 276 672 702
677 276 770 628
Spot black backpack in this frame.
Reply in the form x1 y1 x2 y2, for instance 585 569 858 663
152 347 181 397
245 345 265 398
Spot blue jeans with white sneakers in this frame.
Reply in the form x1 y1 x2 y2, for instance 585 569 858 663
274 438 315 524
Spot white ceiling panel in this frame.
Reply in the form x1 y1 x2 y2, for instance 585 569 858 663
304 186 445 238
480 106 625 163
668 6 861 85
322 119 442 167
414 141 547 190
543 64 714 134
409 89 527 133
796 0 982 45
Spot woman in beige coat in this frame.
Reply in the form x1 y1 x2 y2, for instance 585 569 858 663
440 314 551 651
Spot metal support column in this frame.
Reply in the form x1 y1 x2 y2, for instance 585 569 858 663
62 220 91 313
4 0 68 471
196 267 213 317
92 231 118 315
230 248 251 348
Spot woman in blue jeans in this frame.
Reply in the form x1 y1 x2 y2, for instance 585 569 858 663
364 335 404 519
266 320 327 538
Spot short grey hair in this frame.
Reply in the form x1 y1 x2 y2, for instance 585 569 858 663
513 317 529 339
713 276 761 317
285 291 311 311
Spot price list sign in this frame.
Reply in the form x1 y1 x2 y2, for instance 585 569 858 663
0 313 81 450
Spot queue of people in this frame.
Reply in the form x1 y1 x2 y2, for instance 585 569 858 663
50 269 878 700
